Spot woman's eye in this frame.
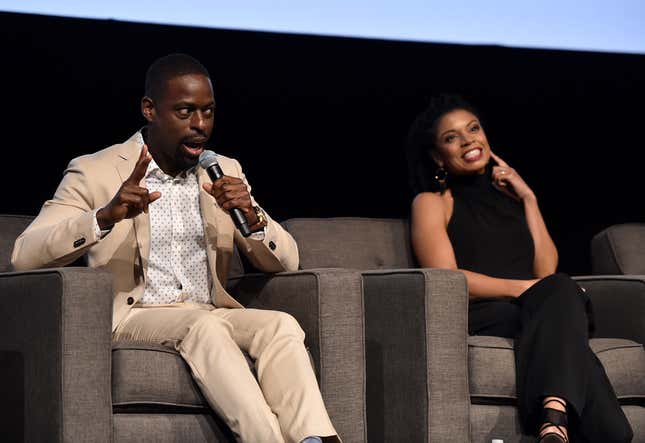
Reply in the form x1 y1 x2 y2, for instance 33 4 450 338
469 124 480 132
445 135 456 143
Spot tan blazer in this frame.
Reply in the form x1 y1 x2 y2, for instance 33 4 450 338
12 133 299 331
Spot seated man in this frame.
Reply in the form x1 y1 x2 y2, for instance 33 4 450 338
11 53 338 443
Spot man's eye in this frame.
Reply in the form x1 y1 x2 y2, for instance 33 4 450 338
204 107 214 116
177 108 191 117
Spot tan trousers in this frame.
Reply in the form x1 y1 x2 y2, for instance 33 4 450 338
113 303 338 443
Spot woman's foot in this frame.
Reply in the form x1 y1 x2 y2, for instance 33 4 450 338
538 397 569 442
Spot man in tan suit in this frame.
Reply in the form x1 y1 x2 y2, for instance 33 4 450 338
12 53 338 443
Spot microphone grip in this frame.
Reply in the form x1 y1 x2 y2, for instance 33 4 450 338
231 208 252 237
205 164 252 237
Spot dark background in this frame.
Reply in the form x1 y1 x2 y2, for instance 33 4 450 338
1 11 644 274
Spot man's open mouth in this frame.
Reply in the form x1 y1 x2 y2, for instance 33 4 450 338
182 142 205 157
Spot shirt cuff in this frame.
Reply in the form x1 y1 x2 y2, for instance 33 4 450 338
93 208 113 239
249 226 266 241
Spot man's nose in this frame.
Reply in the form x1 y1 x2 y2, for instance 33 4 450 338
190 111 206 131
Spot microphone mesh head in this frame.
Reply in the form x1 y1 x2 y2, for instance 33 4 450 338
198 150 218 169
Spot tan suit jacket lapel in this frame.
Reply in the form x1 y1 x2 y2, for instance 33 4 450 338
198 166 219 271
197 166 241 308
115 141 151 284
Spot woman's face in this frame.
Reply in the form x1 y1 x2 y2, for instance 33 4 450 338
432 109 491 175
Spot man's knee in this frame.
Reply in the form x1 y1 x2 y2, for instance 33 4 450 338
267 311 305 340
276 311 305 338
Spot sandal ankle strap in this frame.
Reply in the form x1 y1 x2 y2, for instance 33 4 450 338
542 407 568 428
543 398 567 410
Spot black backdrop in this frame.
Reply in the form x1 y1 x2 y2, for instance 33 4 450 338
2 11 644 274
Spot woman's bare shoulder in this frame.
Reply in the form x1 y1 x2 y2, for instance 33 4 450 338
412 190 453 224
413 191 444 205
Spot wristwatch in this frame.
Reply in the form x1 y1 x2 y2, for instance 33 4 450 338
253 205 268 227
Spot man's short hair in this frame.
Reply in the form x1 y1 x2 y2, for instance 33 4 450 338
144 53 210 100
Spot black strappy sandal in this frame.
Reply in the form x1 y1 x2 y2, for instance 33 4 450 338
538 398 569 443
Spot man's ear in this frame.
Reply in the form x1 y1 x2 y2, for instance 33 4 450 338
141 96 155 122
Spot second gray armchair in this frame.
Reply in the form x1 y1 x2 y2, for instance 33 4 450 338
282 217 645 443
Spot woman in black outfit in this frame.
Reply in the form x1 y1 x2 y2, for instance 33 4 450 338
406 95 633 443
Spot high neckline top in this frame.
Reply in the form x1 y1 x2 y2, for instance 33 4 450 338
446 162 535 280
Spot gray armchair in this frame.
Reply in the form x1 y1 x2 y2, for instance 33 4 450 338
0 215 367 443
282 217 645 442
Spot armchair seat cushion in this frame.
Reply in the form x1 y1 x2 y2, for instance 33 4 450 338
111 341 309 410
469 336 645 403
112 342 208 409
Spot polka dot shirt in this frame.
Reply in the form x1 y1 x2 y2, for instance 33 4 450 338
139 142 212 305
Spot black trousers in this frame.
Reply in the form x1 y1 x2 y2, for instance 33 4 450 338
469 273 633 443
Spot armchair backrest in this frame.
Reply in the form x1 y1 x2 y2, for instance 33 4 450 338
0 214 34 272
282 217 416 270
0 215 413 274
592 223 645 274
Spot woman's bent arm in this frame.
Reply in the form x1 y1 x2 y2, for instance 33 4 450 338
523 195 558 277
411 192 538 299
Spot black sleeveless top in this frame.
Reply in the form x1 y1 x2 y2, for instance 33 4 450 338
446 163 534 280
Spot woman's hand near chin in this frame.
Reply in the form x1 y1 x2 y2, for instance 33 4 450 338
490 151 536 202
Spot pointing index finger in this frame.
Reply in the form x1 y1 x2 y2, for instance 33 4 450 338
490 151 509 167
128 144 152 184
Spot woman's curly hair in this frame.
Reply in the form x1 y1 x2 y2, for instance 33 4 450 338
406 94 481 195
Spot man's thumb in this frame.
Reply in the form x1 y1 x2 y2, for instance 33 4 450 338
149 191 162 203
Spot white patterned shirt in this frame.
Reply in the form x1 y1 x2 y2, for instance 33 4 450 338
140 154 212 304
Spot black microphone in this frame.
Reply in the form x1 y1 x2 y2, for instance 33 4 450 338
199 150 252 237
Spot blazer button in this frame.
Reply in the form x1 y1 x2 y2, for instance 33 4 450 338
127 297 134 305
73 238 86 248
268 241 276 251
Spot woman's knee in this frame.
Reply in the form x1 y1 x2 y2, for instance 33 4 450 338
538 273 578 294
524 273 585 311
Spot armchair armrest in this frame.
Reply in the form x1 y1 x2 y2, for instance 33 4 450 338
226 268 366 443
574 275 645 344
0 267 113 443
361 268 470 443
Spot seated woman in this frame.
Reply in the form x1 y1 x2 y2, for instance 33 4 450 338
406 94 633 443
